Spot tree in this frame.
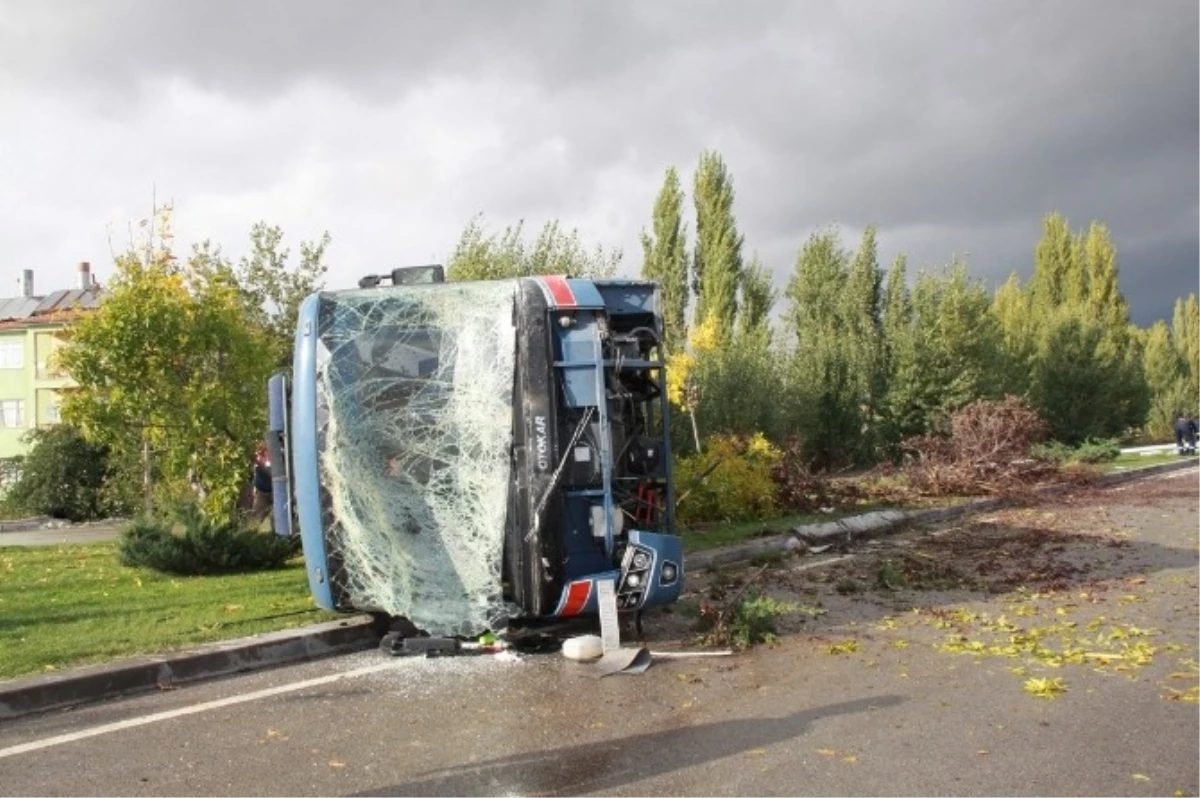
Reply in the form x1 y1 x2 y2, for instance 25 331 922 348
0 424 121 521
1142 320 1188 438
1020 212 1149 441
1029 306 1142 443
58 206 285 520
691 151 744 340
882 260 1005 446
1030 212 1080 310
991 272 1036 397
843 227 886 433
639 167 690 353
1173 293 1199 415
683 256 782 443
232 223 330 371
782 229 860 468
737 256 776 336
446 215 620 282
1080 222 1127 329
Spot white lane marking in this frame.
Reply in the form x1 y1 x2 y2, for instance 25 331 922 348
0 660 397 761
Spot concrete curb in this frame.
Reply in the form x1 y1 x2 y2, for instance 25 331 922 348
0 615 379 721
686 458 1198 572
0 515 52 533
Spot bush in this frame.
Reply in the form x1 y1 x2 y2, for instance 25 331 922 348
673 434 781 526
118 501 300 576
0 425 126 521
1031 437 1121 465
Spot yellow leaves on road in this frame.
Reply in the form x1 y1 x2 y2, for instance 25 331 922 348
816 748 858 764
1023 677 1068 698
823 640 861 655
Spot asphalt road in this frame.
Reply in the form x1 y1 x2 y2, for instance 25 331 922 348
0 468 1196 797
0 522 123 547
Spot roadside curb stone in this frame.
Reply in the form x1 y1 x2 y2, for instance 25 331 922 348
686 458 1198 573
0 616 378 721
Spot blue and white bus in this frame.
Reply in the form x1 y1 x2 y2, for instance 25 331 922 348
266 266 683 638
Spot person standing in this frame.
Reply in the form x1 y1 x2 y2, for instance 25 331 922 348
1175 412 1193 455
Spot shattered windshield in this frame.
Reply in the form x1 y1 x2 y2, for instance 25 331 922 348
315 280 518 635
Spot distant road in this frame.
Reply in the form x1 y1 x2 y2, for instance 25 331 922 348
0 522 123 547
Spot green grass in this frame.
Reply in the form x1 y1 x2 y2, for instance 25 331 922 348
1102 451 1195 473
0 542 339 681
680 511 849 553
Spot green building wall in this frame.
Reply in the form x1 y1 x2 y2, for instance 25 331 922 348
0 324 72 459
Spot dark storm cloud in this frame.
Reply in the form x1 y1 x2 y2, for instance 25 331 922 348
0 0 800 101
0 0 1194 323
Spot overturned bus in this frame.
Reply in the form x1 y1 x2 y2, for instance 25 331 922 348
266 266 683 637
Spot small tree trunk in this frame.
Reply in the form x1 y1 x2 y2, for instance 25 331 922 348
142 431 152 515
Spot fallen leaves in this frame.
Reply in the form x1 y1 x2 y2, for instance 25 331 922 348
823 640 861 656
1023 677 1068 699
1161 686 1199 704
816 747 858 764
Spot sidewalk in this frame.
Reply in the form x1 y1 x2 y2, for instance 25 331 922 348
0 522 124 547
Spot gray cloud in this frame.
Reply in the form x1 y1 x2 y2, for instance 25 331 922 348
0 0 1194 325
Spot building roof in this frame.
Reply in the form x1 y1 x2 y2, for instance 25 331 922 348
0 288 105 329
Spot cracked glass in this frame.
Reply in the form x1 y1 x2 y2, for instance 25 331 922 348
315 280 518 636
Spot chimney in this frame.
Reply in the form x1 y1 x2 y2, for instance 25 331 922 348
20 269 33 298
77 261 91 290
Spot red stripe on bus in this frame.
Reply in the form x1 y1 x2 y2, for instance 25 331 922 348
541 275 577 307
560 580 592 616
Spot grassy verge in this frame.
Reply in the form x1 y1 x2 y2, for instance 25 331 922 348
0 542 339 681
1102 451 1195 472
679 493 975 554
680 512 844 554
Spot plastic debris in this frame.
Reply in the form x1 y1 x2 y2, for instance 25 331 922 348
562 635 604 661
593 646 652 677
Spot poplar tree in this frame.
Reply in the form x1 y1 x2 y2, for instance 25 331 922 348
1173 293 1200 414
843 227 886 427
639 167 689 352
783 229 859 467
691 150 744 340
1020 212 1149 441
1142 320 1188 437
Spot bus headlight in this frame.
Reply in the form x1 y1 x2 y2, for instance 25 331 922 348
660 561 678 586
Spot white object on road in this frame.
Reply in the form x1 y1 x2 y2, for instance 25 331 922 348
596 578 620 652
561 635 604 660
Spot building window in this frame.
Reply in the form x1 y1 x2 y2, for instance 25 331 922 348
43 404 60 425
0 400 25 428
0 339 22 369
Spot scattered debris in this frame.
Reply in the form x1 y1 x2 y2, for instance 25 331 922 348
562 635 603 661
889 396 1099 498
592 646 653 677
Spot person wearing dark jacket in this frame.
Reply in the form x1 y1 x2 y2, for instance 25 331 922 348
1175 413 1197 455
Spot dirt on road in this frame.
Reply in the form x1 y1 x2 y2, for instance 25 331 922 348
651 467 1199 687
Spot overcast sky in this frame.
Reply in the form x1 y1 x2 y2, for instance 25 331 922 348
1 0 1196 325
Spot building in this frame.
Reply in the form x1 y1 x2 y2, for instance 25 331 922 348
0 263 103 459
